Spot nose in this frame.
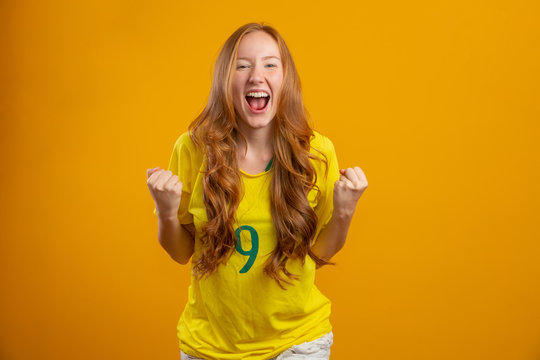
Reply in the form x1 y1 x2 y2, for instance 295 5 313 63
248 64 264 83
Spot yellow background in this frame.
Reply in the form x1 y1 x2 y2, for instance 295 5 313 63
1 0 539 359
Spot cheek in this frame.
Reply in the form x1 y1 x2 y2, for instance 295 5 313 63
232 75 245 105
231 89 242 106
232 94 244 113
271 75 284 102
270 72 284 91
232 89 241 103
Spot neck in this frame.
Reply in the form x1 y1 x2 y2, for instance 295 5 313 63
236 124 274 159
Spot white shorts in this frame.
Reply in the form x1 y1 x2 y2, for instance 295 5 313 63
180 331 334 360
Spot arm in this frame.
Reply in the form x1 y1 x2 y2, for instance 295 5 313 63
148 167 195 265
311 211 353 265
311 166 368 267
157 215 195 265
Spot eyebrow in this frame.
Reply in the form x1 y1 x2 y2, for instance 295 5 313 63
237 56 281 61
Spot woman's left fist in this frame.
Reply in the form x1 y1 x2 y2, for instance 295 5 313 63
333 166 368 218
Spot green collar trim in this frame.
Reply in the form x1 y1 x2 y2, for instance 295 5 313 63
265 157 273 172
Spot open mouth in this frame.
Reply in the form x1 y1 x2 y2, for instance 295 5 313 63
245 91 270 112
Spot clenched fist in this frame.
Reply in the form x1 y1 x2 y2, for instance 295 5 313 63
147 167 183 219
333 166 368 219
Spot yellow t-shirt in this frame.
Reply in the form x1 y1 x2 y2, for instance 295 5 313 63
155 130 340 359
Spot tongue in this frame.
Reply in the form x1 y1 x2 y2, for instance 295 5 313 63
247 97 267 110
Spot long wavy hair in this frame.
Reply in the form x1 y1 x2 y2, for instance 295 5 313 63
188 22 335 289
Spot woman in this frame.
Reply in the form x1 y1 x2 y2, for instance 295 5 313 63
147 23 367 360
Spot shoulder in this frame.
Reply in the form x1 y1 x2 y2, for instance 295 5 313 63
173 131 196 151
169 131 205 174
168 131 204 191
310 130 336 155
172 131 203 157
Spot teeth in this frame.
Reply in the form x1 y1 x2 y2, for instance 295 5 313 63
246 92 269 98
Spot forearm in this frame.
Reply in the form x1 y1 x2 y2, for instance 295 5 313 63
311 212 353 265
311 165 368 267
157 214 194 265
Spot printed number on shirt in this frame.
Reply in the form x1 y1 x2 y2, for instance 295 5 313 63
235 225 259 273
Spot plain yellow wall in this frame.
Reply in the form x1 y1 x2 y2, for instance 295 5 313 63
1 0 539 359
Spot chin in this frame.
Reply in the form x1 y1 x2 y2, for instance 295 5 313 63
239 109 276 130
243 117 274 129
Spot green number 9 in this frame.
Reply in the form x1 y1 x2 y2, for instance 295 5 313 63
235 225 259 273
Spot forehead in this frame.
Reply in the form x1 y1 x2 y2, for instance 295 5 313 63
237 31 281 59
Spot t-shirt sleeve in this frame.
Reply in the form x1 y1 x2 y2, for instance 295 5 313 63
152 132 194 225
313 135 340 244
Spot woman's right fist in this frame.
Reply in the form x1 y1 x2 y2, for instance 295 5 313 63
147 167 183 219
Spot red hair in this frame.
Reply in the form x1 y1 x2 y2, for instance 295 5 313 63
188 23 334 289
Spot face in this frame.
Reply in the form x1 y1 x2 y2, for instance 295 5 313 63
232 31 284 131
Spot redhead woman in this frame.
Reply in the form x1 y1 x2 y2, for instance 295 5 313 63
147 23 368 360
